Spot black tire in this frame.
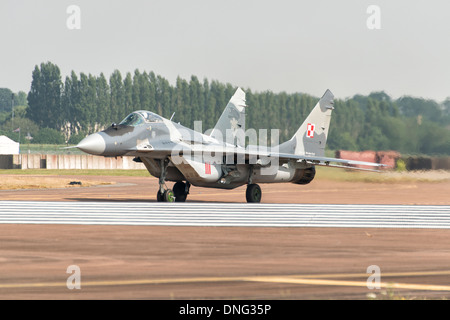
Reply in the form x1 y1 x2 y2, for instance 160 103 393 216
164 189 175 202
173 181 187 202
156 190 164 202
246 184 262 203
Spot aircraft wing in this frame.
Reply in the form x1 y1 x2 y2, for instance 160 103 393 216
241 150 386 172
130 143 386 172
274 153 387 172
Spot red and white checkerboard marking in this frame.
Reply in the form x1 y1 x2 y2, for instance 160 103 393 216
307 123 315 138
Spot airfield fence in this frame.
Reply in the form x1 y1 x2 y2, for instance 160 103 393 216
0 154 145 170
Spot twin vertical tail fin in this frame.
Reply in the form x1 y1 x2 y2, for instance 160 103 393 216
279 89 334 157
209 87 247 147
211 87 334 157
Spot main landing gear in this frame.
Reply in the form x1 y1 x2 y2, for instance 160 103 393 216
173 181 190 202
246 183 262 203
245 166 261 203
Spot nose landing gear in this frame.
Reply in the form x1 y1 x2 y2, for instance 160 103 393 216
156 158 175 202
155 158 191 202
157 189 175 202
156 182 190 203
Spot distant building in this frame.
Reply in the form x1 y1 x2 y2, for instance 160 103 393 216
335 150 401 169
0 136 20 155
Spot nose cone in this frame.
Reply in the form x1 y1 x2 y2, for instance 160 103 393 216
77 133 106 155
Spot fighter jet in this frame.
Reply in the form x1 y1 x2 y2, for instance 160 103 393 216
76 89 384 202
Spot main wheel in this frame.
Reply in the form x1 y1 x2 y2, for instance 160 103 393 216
156 190 164 202
173 181 187 202
246 184 262 203
163 189 176 202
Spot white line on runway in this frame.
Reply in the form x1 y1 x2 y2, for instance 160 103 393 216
0 201 449 228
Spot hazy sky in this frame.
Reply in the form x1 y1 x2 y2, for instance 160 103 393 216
1 0 449 101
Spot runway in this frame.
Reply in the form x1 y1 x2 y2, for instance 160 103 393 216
1 201 450 228
1 176 450 299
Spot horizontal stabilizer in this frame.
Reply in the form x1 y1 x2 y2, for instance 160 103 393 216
313 162 384 172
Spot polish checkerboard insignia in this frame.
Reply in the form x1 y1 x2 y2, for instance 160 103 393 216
307 123 315 138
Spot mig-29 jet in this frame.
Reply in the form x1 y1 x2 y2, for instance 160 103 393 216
75 88 384 202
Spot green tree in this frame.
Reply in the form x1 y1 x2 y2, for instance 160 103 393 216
27 62 63 129
123 72 134 118
1 117 40 144
397 96 443 123
202 79 216 131
137 71 151 112
96 73 110 126
156 75 172 119
109 70 124 123
33 127 65 144
132 70 141 110
22 61 450 154
189 75 203 127
0 88 14 112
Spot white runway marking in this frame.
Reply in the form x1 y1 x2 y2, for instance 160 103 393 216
0 201 450 228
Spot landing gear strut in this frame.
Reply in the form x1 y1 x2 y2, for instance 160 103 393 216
155 158 191 202
156 158 176 203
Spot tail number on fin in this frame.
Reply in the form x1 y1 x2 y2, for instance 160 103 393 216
307 123 315 138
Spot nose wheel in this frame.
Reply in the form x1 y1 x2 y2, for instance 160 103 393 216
157 189 175 202
156 182 190 202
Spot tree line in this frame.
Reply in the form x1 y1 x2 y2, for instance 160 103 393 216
1 61 450 155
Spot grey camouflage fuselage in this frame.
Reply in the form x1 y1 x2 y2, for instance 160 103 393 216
76 89 383 201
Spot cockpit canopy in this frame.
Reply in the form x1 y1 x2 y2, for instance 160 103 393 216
119 111 163 127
